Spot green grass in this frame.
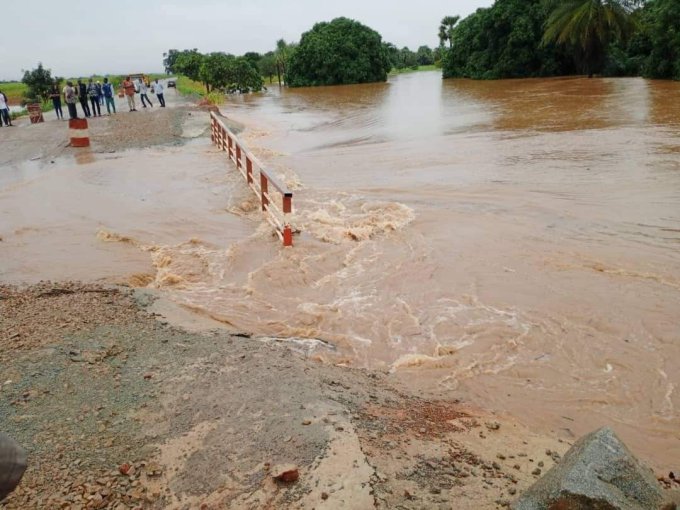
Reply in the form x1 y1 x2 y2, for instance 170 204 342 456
176 76 206 97
0 82 27 105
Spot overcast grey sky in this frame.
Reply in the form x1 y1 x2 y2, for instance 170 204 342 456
1 0 493 81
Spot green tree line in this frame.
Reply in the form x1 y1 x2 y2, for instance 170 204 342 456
165 3 677 92
164 18 440 90
163 49 264 93
441 0 680 80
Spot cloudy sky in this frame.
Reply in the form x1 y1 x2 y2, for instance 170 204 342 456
1 0 493 81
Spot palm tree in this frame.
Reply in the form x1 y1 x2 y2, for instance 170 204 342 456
543 0 637 77
438 16 461 50
275 39 294 87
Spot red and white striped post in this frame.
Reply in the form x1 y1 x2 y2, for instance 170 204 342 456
68 118 90 147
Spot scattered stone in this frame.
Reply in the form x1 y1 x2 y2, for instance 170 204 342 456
272 464 299 483
531 468 541 476
512 427 665 510
321 492 329 500
485 422 501 431
302 419 312 426
0 433 27 500
146 463 163 477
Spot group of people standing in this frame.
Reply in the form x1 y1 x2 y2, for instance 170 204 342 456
54 77 167 120
121 77 166 112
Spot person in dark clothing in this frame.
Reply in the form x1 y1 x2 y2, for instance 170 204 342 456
49 82 64 120
87 79 101 116
138 78 153 108
153 79 165 107
102 77 116 114
77 80 91 117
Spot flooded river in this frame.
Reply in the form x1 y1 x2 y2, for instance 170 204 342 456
2 72 679 469
159 73 680 468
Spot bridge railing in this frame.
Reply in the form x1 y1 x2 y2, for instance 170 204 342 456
210 111 294 246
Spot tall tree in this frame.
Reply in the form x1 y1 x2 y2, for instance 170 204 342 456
383 42 400 69
639 0 680 79
229 58 264 92
21 63 54 104
543 0 637 77
416 45 435 65
174 49 206 89
243 52 262 69
287 17 392 87
274 39 295 86
438 16 460 50
398 47 418 69
199 52 235 92
258 52 278 83
442 0 574 80
163 49 180 74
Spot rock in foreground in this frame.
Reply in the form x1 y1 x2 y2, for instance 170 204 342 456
513 427 664 510
0 433 27 501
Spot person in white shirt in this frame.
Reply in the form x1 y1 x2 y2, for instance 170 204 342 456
0 91 12 126
153 79 165 107
138 78 153 108
62 82 79 119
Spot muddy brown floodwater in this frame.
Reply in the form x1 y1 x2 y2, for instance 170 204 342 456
2 73 679 473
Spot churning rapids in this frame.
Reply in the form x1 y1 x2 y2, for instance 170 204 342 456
1 72 679 470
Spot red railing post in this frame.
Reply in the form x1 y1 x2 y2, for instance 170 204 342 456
246 157 253 184
260 173 269 211
283 225 293 247
212 116 295 247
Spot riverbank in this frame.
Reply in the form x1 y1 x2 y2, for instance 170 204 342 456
0 281 571 509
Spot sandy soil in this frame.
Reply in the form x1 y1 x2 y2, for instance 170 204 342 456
0 282 573 510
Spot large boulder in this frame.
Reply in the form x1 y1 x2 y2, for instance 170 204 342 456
0 433 27 501
513 427 664 510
